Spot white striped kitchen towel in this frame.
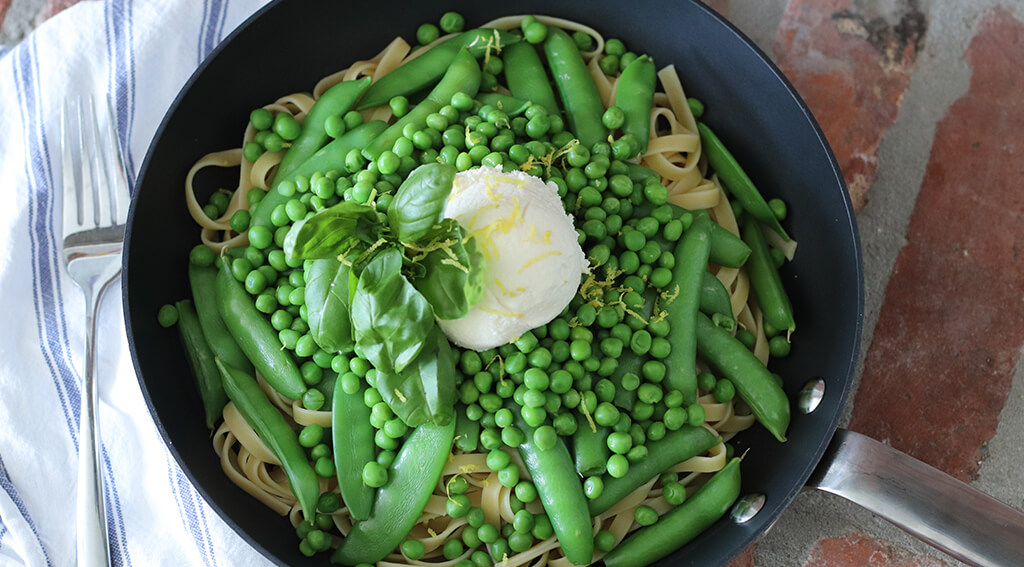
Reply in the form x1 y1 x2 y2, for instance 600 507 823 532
0 1 280 565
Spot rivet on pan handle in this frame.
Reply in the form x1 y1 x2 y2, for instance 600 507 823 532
807 429 1024 567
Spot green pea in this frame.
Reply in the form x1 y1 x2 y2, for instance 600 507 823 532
606 431 633 455
439 11 465 33
501 425 526 448
155 304 178 328
401 538 426 560
662 481 687 506
416 22 440 46
302 389 325 411
532 514 554 540
250 107 273 130
599 54 619 75
606 454 630 478
663 407 687 431
477 522 499 544
713 378 737 403
687 403 706 426
769 335 792 357
533 425 557 451
446 493 472 518
242 141 264 163
523 21 548 44
634 504 659 526
272 112 301 141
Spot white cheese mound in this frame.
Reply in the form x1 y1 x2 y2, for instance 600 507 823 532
438 166 588 351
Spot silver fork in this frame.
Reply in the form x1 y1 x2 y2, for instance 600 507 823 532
60 96 130 567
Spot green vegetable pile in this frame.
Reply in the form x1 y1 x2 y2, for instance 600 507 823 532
165 12 798 567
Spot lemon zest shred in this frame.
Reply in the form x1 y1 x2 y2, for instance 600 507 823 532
518 250 562 273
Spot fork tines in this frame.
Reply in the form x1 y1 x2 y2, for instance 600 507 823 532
60 96 130 240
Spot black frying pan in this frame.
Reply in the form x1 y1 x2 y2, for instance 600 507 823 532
122 1 1024 566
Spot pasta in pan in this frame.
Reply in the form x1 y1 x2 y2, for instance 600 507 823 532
180 11 794 567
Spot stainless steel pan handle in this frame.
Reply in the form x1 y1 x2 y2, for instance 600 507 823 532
806 429 1024 567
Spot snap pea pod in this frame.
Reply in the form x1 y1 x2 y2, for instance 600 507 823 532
603 457 742 567
454 409 480 452
187 263 252 374
357 28 517 110
514 404 594 566
695 312 790 442
332 377 375 521
543 27 608 148
215 256 306 400
697 122 789 240
251 120 387 229
573 424 610 477
501 40 559 113
174 299 227 429
330 420 455 565
742 216 796 333
588 424 720 516
614 54 657 154
475 92 533 116
664 210 713 405
215 358 319 522
362 47 481 161
700 270 735 324
276 77 371 181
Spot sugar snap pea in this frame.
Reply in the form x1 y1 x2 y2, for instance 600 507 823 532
187 263 252 374
664 211 713 405
588 424 720 516
698 122 789 240
362 47 481 161
475 92 533 116
742 216 796 333
216 358 319 522
251 120 387 229
357 29 517 110
216 256 306 400
330 420 455 565
573 424 611 477
502 40 559 113
700 270 734 325
174 299 227 429
514 403 594 565
332 376 375 521
614 54 656 154
603 457 742 567
695 312 790 441
276 77 371 180
544 27 608 148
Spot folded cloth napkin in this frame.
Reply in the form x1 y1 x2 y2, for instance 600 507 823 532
0 1 282 565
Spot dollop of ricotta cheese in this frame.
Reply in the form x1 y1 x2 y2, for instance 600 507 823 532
438 167 588 351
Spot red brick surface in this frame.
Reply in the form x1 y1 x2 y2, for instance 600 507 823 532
801 533 949 567
0 0 11 30
849 7 1024 480
773 0 925 211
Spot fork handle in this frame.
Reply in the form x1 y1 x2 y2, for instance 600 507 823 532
76 279 114 567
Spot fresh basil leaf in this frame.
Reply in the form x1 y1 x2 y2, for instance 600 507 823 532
304 258 355 353
387 162 457 243
284 201 380 260
374 325 456 427
351 247 434 374
412 220 487 320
